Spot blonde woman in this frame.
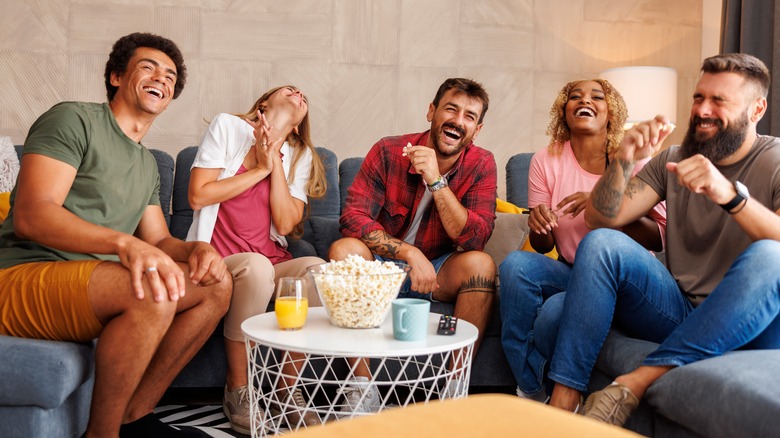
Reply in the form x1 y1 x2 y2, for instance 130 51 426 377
499 79 666 409
187 85 327 433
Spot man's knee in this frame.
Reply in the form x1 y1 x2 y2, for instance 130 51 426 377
577 228 637 261
328 237 371 260
454 251 497 294
462 250 497 277
213 274 233 314
745 239 780 261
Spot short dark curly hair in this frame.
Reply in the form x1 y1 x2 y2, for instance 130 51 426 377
432 78 490 124
104 32 187 102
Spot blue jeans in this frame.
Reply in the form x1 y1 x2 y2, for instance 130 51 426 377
549 229 780 392
499 251 570 394
376 252 453 301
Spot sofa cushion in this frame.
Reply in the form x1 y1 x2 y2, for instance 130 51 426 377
484 212 529 266
170 146 198 240
309 216 341 259
647 350 780 438
0 192 9 222
149 149 174 227
0 335 94 408
338 157 363 212
309 147 340 219
505 152 533 208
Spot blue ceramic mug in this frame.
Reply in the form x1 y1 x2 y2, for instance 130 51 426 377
392 298 430 341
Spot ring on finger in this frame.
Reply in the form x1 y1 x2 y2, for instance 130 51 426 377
146 266 158 274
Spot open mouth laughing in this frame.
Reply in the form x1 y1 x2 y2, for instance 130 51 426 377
442 123 464 142
574 107 595 118
143 86 164 99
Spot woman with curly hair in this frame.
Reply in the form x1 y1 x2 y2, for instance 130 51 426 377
187 85 327 432
499 79 667 411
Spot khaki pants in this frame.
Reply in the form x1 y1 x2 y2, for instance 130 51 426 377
222 253 324 342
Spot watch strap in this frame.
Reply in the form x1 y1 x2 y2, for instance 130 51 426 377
719 181 747 212
427 175 448 192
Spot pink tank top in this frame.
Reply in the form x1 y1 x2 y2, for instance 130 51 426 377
210 165 291 264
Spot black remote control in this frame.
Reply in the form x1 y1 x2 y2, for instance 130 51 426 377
437 315 457 335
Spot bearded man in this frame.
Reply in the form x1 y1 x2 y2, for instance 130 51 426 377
535 53 780 427
327 78 497 409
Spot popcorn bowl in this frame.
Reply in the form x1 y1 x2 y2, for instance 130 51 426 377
307 256 410 329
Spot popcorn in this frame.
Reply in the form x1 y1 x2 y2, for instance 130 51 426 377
310 255 409 328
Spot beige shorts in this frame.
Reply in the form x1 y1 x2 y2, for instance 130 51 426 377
0 260 103 342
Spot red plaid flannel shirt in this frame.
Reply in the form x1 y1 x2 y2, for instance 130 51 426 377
340 131 497 260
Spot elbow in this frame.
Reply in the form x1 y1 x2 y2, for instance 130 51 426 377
12 209 36 240
188 194 206 212
584 208 615 230
584 214 599 230
276 223 295 236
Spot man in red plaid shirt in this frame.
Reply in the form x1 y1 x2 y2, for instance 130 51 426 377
329 78 497 407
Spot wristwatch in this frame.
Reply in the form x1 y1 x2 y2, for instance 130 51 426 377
427 175 448 192
719 181 749 213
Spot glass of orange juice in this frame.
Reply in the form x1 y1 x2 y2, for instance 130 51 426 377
275 277 308 330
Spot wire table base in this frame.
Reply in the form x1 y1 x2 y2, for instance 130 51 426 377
242 309 478 437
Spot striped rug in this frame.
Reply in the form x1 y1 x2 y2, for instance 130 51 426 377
155 404 245 437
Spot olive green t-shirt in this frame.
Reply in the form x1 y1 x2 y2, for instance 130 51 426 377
0 102 161 268
637 136 780 304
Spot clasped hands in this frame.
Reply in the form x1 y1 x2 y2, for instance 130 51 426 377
121 238 227 303
246 110 284 173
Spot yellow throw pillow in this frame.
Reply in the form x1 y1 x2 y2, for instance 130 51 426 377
0 192 10 222
496 198 558 260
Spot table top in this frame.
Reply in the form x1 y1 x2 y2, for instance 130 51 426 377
241 308 478 357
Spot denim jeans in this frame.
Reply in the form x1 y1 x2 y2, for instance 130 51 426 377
549 229 780 392
499 251 570 395
376 252 453 301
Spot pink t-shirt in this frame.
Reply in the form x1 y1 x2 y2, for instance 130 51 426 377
528 141 666 262
210 165 291 264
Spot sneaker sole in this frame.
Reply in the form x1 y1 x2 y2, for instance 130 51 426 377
223 403 252 435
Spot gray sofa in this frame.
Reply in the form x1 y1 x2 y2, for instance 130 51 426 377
2 146 779 437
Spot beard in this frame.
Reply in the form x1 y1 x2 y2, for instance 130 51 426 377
430 121 472 158
679 112 749 162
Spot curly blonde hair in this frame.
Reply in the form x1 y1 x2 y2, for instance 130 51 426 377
545 79 627 155
234 85 327 238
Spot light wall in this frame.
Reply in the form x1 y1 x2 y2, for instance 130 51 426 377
0 0 711 198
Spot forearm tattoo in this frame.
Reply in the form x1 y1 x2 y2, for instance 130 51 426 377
625 176 647 199
362 230 403 258
591 158 634 218
458 275 496 295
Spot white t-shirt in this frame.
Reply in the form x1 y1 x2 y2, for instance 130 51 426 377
186 113 312 247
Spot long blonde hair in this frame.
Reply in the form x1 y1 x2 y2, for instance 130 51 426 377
234 85 327 237
545 79 627 155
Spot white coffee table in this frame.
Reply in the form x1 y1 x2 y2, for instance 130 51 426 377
241 308 478 436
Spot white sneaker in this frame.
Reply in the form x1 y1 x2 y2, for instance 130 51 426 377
515 386 550 403
338 377 381 414
442 377 468 399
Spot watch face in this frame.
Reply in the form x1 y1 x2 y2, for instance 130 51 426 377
735 181 749 198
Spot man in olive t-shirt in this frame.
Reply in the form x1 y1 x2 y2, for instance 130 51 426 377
0 33 231 438
537 53 780 425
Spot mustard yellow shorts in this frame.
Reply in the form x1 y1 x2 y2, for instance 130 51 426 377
0 260 104 342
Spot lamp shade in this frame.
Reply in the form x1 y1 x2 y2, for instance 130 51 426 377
599 66 677 128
